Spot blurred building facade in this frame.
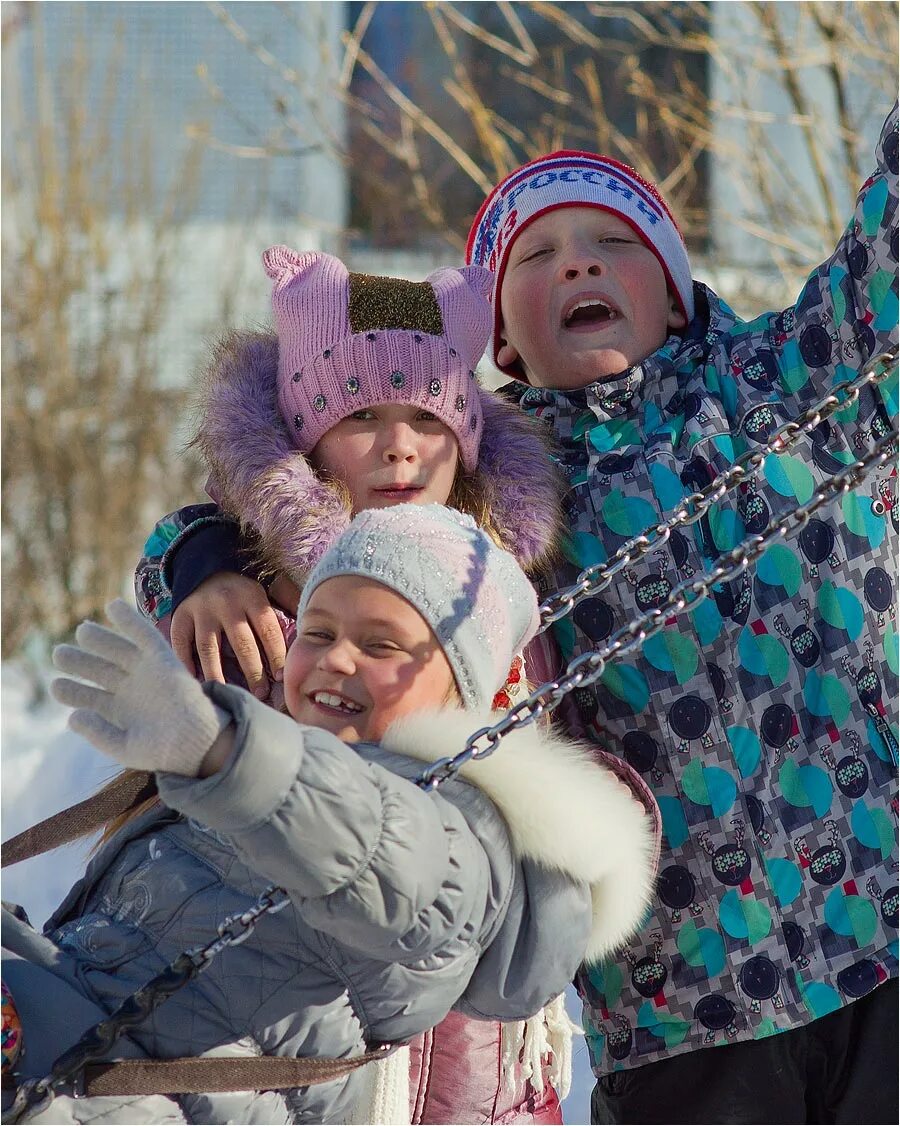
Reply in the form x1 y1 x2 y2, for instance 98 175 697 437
5 0 347 232
3 0 348 377
3 1 888 360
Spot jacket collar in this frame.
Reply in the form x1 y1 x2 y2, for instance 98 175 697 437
508 282 726 427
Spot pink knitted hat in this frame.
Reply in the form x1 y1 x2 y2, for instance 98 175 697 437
265 247 493 471
465 151 694 373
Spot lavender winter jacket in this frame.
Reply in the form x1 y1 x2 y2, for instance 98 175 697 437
7 687 656 1125
130 345 571 1122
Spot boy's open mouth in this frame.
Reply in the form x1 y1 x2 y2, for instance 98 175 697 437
563 297 619 329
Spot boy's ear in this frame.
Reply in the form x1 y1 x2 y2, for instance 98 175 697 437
496 330 521 371
667 295 688 331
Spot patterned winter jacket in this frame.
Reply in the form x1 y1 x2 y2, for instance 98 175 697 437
6 690 657 1124
502 104 898 1076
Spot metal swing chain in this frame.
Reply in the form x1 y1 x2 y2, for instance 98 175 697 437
537 348 898 628
9 889 292 1120
11 351 898 1122
418 424 898 790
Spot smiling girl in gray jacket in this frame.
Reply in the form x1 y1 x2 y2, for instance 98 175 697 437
3 504 657 1124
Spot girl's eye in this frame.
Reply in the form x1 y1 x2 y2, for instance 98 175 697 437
416 410 439 422
301 629 333 642
366 639 402 654
599 236 631 245
519 247 550 264
347 409 376 422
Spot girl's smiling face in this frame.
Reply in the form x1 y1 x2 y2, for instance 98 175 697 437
311 404 459 513
284 575 457 743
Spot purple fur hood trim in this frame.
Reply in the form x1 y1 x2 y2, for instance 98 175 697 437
195 331 347 580
195 330 563 579
476 389 564 570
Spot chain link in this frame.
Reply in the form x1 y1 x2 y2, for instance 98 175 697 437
8 887 292 1121
537 349 898 627
196 883 291 962
419 425 897 790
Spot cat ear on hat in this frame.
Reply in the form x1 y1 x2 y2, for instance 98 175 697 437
427 264 493 369
263 248 350 346
458 264 495 302
262 246 323 285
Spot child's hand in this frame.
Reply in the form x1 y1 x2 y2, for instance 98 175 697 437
171 572 288 699
52 600 231 777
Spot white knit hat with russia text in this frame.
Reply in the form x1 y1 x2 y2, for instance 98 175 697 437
466 150 695 373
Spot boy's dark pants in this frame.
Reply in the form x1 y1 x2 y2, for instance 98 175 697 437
591 979 898 1125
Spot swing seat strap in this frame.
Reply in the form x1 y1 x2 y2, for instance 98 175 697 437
3 1043 398 1103
1 772 156 868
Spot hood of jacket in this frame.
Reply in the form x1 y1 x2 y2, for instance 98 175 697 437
381 708 659 962
194 330 565 580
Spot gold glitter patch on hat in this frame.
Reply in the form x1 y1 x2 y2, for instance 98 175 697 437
348 273 444 335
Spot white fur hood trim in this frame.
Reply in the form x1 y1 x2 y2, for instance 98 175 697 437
381 709 658 961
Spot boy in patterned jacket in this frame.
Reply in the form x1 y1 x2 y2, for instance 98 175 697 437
464 105 898 1123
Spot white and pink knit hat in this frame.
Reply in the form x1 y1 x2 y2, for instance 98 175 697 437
465 151 695 373
264 247 493 471
298 503 540 710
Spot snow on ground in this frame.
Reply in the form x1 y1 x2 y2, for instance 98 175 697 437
1 661 596 1123
1 662 115 925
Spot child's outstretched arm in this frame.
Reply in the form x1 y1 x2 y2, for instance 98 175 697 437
159 689 600 1022
49 603 643 1025
746 103 897 410
159 690 653 1020
134 505 290 698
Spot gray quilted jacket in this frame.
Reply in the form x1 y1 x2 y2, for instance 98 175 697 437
4 684 656 1124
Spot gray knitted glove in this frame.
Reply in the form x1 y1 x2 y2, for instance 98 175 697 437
52 599 231 777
